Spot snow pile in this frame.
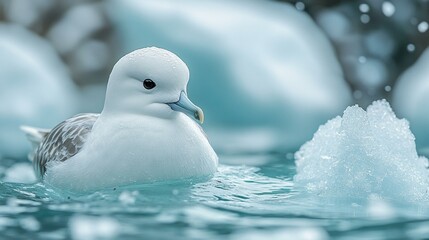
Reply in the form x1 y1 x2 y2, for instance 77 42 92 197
294 100 429 203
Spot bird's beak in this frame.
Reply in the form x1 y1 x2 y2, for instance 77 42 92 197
168 91 204 124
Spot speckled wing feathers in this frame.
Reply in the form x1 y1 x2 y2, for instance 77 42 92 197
33 113 99 179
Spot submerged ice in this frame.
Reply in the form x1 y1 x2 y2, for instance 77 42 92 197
294 100 429 203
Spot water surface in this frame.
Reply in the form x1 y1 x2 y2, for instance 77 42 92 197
1 154 428 239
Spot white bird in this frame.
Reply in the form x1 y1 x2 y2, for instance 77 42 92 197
22 47 218 193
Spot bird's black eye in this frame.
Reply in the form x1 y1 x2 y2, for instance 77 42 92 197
143 79 156 90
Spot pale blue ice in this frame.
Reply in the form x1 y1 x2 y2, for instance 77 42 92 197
0 24 79 159
393 47 429 157
294 100 429 204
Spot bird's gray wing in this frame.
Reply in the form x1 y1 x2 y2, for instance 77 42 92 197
34 113 99 179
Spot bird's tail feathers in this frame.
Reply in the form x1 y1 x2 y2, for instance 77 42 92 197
20 126 50 162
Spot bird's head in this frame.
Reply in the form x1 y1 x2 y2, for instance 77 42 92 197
103 47 203 123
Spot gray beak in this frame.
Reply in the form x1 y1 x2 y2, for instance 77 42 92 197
168 91 204 124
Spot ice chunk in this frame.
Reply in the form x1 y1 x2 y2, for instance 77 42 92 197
106 0 353 153
393 48 429 156
294 100 429 203
0 24 79 159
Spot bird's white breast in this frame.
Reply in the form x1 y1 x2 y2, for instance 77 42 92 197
44 113 218 192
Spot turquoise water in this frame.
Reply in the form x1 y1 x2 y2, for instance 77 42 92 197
1 154 429 239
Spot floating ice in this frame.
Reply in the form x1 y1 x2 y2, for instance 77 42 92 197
393 48 429 156
106 0 353 153
0 24 79 159
294 100 429 203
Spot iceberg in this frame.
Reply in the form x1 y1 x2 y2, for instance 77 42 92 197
106 0 353 153
0 24 79 160
294 100 429 203
393 48 429 156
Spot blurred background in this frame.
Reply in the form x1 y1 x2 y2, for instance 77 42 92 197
1 0 429 161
